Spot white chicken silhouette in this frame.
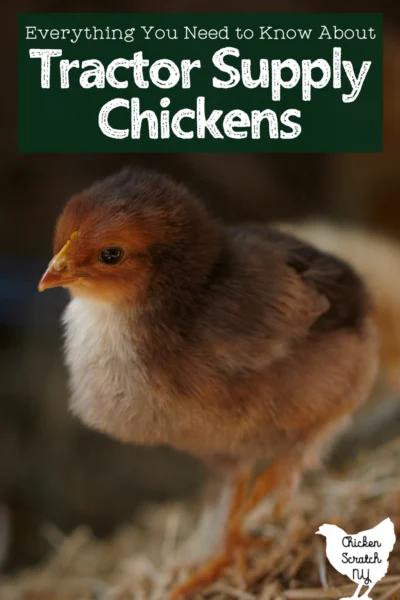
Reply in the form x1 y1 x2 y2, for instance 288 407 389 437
316 518 396 600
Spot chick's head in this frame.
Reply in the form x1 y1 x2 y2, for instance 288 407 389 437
39 168 219 304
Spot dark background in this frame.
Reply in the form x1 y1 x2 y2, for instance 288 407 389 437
1 0 400 573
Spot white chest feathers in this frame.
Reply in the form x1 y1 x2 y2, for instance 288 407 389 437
62 298 155 442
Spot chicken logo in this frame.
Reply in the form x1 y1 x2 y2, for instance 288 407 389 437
316 518 396 600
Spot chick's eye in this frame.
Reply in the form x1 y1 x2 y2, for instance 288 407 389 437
99 247 124 265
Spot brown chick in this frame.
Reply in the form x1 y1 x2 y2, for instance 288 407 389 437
38 168 378 599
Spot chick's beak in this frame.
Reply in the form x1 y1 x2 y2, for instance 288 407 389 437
38 232 79 292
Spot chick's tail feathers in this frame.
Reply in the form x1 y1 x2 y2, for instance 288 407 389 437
277 221 400 394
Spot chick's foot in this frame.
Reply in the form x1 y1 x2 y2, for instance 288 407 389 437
170 462 294 598
169 525 271 600
169 467 253 599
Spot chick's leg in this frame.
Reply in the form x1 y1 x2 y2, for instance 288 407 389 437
171 423 347 598
221 464 288 589
244 461 299 518
226 459 297 555
170 462 295 600
241 461 282 516
169 467 252 600
239 418 346 522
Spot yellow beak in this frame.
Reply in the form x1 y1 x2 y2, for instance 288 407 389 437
38 232 78 292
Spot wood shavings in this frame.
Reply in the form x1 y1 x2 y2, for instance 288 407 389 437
2 438 400 600
378 579 400 600
315 538 328 589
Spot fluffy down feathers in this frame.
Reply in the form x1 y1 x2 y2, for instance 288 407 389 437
50 170 378 471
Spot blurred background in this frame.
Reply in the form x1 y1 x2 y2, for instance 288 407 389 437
1 0 400 579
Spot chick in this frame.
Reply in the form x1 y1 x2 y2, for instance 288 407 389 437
39 168 378 598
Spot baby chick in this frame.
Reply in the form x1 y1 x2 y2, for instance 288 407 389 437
39 168 378 598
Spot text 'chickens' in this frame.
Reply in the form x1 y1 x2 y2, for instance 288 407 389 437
28 46 371 141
